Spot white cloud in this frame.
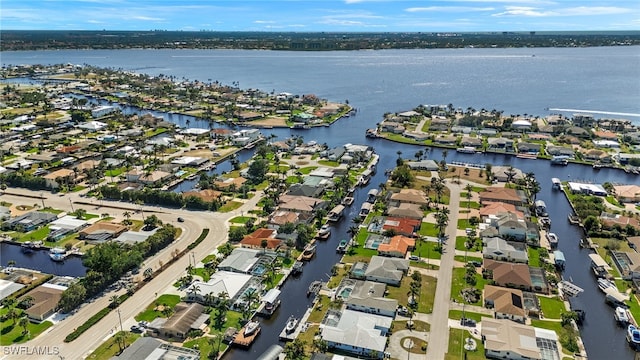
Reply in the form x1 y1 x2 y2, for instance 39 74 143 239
405 6 494 13
493 5 634 17
254 20 276 24
130 15 164 21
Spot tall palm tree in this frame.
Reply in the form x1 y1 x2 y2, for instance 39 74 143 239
189 284 201 299
18 316 29 336
114 331 126 352
109 295 120 308
464 183 473 218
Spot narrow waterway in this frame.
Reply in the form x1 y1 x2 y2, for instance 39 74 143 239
0 243 87 277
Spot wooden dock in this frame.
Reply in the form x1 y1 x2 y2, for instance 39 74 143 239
232 326 261 347
279 306 313 341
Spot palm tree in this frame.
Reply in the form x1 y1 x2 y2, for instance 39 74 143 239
114 331 126 352
122 211 132 225
213 291 230 329
241 288 259 320
109 295 120 308
18 316 29 336
464 183 473 218
189 284 201 299
435 208 450 241
504 165 517 184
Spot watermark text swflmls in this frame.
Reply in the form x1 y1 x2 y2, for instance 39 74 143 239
2 346 60 356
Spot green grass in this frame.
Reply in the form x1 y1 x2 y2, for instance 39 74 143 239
191 268 211 282
386 274 437 313
450 267 487 305
628 294 640 325
445 328 485 360
455 236 469 251
418 222 439 237
457 219 473 230
298 166 318 174
538 296 566 319
218 201 243 213
104 168 123 177
134 294 181 322
528 247 541 267
0 309 53 345
317 160 339 167
18 225 50 242
415 240 442 260
605 195 624 208
459 201 481 209
184 336 229 360
448 310 491 322
229 216 256 224
86 331 140 360
455 255 483 264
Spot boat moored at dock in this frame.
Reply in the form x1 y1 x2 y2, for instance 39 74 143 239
615 306 630 325
627 325 640 350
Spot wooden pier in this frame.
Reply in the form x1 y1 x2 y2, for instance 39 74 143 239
232 326 261 347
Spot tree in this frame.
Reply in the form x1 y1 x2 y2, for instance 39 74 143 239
74 208 87 219
213 292 230 329
122 211 132 226
241 288 259 320
19 316 29 336
58 282 87 313
143 215 160 230
114 331 126 353
217 242 234 257
247 158 268 184
390 164 414 188
109 294 120 308
284 338 307 360
228 226 247 242
260 239 269 254
189 284 201 298
143 267 153 281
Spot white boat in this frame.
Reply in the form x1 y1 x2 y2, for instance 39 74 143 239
244 320 260 336
615 306 630 324
598 278 617 292
628 324 640 349
342 196 354 206
284 316 298 334
546 233 559 247
336 239 348 253
456 146 477 154
50 247 66 254
317 224 331 239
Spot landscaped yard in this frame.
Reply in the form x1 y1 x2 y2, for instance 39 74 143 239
459 201 481 209
191 267 211 282
134 294 181 322
86 331 140 360
17 225 51 242
386 274 437 313
457 219 473 230
528 247 541 267
218 201 243 213
444 328 485 360
414 240 442 260
538 296 566 319
229 216 256 224
418 222 439 237
450 267 487 305
0 308 53 345
448 310 491 322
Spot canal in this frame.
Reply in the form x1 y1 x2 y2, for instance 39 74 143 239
0 242 87 278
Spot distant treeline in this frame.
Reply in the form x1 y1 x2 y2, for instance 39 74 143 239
1 30 639 51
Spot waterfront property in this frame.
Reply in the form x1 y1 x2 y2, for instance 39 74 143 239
112 337 200 360
481 318 559 360
147 302 208 341
320 309 391 359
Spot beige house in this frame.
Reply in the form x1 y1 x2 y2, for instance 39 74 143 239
483 285 526 323
43 168 75 189
389 189 428 206
614 185 640 203
482 318 542 360
21 283 65 322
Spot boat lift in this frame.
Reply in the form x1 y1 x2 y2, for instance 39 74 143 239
560 280 584 297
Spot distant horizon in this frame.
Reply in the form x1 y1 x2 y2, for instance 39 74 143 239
2 0 639 32
3 29 640 34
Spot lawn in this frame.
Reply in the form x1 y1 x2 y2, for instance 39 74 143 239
386 274 437 313
444 328 485 360
327 266 349 289
418 222 439 237
459 201 481 210
450 267 487 305
86 331 140 360
454 255 483 264
414 240 442 260
183 335 229 360
448 310 491 322
134 294 181 322
317 160 339 167
455 236 470 251
298 166 318 174
218 201 243 213
528 247 541 267
457 219 473 230
0 309 53 345
628 294 640 325
18 225 51 242
537 296 566 319
191 267 211 282
308 295 332 323
605 195 623 208
229 216 256 224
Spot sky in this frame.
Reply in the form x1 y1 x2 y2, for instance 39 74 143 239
2 0 639 32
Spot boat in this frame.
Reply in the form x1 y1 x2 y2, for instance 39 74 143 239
243 320 260 336
456 146 477 154
551 177 562 190
540 217 551 229
546 232 559 248
21 242 34 253
49 251 67 262
615 306 630 324
291 261 303 275
598 278 617 293
301 244 316 261
336 239 348 253
284 316 298 334
307 281 322 297
317 224 331 239
627 324 640 350
551 156 569 166
342 196 355 206
31 241 43 249
186 173 198 180
365 128 378 138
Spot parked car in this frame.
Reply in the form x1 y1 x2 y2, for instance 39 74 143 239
130 325 144 333
409 255 419 261
177 217 185 222
460 318 476 327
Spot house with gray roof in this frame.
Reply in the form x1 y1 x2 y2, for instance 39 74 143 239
406 160 439 171
217 248 261 273
486 137 514 152
343 280 398 318
546 145 575 157
2 211 57 231
111 337 200 360
148 302 207 341
516 142 540 154
364 256 409 286
483 237 529 264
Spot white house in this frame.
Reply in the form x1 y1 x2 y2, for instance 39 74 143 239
91 105 117 118
321 309 391 359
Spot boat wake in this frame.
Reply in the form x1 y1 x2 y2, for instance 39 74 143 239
548 108 640 117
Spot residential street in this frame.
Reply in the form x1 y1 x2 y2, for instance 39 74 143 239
1 188 263 360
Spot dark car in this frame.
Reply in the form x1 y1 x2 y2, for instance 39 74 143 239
177 217 185 222
130 325 144 333
460 318 476 327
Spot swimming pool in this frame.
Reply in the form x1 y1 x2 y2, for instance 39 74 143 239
252 264 266 276
175 170 186 177
338 287 353 299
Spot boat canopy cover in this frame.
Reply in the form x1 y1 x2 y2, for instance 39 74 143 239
262 288 281 304
588 253 610 269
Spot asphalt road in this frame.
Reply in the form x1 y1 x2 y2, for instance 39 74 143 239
0 188 263 360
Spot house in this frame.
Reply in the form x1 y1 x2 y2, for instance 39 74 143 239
511 119 532 131
493 212 528 241
364 256 409 286
516 142 539 154
217 248 261 273
21 283 66 322
483 285 526 323
287 183 324 198
269 210 306 227
389 189 428 206
483 237 528 263
406 160 439 171
278 195 327 214
2 211 57 231
344 280 398 318
213 176 247 190
78 222 127 241
434 135 457 145
43 168 75 189
77 120 107 131
483 260 533 292
486 137 514 151
182 189 222 202
149 302 207 340
381 217 421 237
387 203 424 220
479 187 525 207
491 166 525 183
184 271 253 304
566 182 607 196
546 145 575 158
613 185 640 203
239 228 282 250
479 202 524 220
377 235 415 258
460 136 483 148
112 337 200 360
481 318 542 360
91 105 117 118
320 309 391 359
125 168 172 185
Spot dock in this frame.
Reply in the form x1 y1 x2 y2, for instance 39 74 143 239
279 306 313 341
232 326 261 347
